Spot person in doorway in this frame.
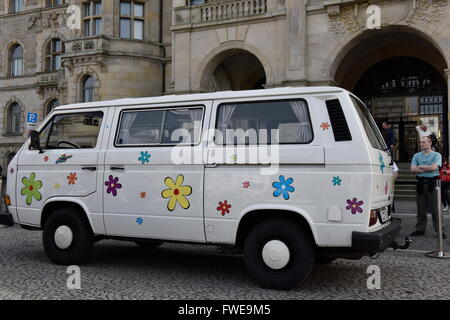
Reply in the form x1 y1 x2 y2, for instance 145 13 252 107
410 136 446 239
382 121 397 158
416 124 432 139
439 157 450 212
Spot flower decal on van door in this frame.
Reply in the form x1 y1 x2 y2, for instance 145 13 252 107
346 198 364 214
21 173 43 205
379 152 385 174
105 175 122 197
272 175 295 200
138 151 151 164
161 175 192 211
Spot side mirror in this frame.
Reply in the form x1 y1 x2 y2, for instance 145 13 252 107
30 130 44 154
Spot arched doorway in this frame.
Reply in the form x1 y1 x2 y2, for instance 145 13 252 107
332 27 448 161
354 57 446 161
201 49 266 92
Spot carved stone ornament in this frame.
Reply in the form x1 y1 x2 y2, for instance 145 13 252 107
328 5 362 40
27 10 69 32
406 0 449 26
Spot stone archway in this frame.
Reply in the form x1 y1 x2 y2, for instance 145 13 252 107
200 49 267 92
330 26 449 160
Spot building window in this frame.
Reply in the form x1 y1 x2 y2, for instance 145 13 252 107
6 103 22 135
10 45 23 77
83 1 102 36
46 99 59 116
11 0 24 13
120 1 144 40
82 76 94 102
46 0 67 6
45 39 65 72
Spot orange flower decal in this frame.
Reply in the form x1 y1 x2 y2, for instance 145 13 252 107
67 173 77 185
320 122 331 131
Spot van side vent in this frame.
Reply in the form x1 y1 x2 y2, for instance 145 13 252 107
325 99 352 142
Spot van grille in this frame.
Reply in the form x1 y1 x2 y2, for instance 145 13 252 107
325 99 352 142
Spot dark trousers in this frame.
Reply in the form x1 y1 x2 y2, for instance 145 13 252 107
416 181 445 233
441 181 450 207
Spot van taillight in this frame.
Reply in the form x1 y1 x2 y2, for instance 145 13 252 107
369 210 378 226
4 195 11 206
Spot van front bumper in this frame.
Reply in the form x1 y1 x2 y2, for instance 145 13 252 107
0 211 14 227
352 218 401 252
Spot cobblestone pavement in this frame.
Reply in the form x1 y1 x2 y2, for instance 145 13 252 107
0 207 449 300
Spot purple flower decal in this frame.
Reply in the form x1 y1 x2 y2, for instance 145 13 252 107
346 198 364 214
105 175 122 197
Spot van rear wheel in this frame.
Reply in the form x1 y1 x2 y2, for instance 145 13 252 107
244 218 315 290
43 208 94 265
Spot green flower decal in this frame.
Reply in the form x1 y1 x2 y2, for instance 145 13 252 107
21 173 43 205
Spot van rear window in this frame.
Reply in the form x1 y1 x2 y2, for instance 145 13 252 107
351 95 387 151
215 99 313 145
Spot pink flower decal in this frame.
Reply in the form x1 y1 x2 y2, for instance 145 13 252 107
217 200 231 216
44 156 49 162
105 175 122 197
243 181 251 189
346 198 364 214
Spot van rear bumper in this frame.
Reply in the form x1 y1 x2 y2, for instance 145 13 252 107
0 211 14 227
351 218 401 252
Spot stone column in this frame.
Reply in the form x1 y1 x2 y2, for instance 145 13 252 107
285 0 307 86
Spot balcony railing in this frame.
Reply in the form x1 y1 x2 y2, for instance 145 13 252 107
199 0 267 22
174 0 284 27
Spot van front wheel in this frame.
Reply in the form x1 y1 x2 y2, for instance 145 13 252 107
244 218 314 290
43 208 94 265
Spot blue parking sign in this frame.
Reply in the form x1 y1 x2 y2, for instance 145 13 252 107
27 112 38 123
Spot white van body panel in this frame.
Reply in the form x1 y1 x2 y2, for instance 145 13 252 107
14 107 110 227
102 100 212 242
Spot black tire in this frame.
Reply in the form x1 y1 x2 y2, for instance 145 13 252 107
43 208 94 265
135 240 163 249
244 218 315 290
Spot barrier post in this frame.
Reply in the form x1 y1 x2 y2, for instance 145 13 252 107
427 179 450 259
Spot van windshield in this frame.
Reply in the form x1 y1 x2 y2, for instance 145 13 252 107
350 95 387 151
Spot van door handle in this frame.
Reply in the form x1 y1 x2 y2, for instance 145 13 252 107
110 166 125 171
82 166 97 171
205 163 217 168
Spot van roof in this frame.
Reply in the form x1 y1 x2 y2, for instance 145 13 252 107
55 86 347 111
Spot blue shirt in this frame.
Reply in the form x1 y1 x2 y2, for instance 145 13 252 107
411 151 442 178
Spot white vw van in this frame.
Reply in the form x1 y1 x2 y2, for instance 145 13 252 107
1 87 407 290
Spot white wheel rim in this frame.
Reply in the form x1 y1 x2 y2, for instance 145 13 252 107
262 240 290 270
54 225 74 250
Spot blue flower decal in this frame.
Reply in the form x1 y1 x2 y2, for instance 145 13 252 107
332 176 342 186
138 151 151 164
272 175 295 200
379 152 385 174
136 217 144 225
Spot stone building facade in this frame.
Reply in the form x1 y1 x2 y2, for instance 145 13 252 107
1 0 450 169
0 0 172 171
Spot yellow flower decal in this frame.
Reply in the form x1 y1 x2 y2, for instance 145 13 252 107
21 173 43 205
161 175 192 211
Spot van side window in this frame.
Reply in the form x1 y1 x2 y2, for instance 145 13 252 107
45 112 103 149
215 99 313 145
116 107 203 146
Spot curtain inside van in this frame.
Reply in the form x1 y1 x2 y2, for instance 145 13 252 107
118 112 137 144
289 101 312 143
